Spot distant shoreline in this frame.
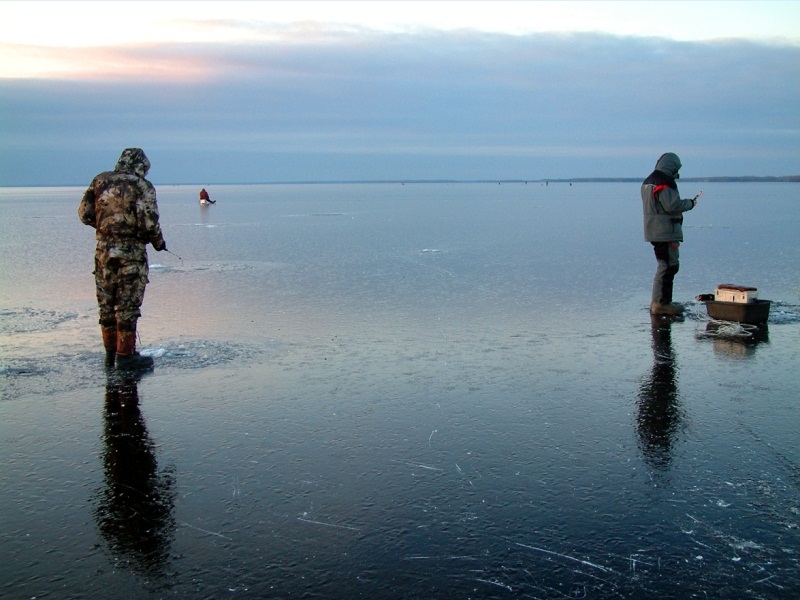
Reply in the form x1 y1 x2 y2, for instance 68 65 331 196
157 175 800 185
165 176 800 185
548 176 800 183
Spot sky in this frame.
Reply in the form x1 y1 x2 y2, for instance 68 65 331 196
1 1 798 185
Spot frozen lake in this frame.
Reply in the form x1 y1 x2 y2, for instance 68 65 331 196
1 182 799 598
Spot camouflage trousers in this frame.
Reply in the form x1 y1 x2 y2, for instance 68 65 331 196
94 239 150 331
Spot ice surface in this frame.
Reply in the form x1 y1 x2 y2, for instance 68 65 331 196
1 182 798 598
140 347 166 358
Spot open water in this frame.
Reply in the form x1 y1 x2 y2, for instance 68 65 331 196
1 182 799 599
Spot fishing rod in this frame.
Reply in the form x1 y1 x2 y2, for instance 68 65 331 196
165 248 184 265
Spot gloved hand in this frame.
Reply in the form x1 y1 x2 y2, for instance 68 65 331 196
155 241 167 252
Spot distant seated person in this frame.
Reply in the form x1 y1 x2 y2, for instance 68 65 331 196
199 188 215 204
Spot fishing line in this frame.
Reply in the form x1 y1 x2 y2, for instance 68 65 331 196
698 319 759 338
165 248 184 265
692 304 759 339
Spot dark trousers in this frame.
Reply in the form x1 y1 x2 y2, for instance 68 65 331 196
651 241 680 304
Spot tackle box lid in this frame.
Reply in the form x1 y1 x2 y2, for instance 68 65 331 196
716 283 758 292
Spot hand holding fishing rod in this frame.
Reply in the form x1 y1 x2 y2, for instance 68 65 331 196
692 190 703 207
157 243 184 265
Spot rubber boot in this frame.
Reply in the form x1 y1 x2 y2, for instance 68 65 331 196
650 302 685 316
101 325 117 367
115 328 154 371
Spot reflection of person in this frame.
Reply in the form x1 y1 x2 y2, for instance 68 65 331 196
637 315 685 472
79 148 167 370
199 188 215 204
641 152 698 315
95 372 176 578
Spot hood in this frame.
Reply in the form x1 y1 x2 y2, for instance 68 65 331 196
654 152 681 179
114 148 150 178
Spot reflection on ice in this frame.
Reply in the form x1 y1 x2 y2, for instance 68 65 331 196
637 315 685 474
95 371 176 579
704 325 770 359
690 307 773 358
695 321 765 340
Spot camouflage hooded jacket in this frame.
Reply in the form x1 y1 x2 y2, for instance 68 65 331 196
79 148 166 250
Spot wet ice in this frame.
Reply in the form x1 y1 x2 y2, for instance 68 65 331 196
1 182 798 599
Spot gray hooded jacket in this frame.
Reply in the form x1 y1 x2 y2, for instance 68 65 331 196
641 152 695 243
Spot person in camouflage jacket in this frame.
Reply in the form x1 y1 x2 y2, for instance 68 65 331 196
79 148 167 370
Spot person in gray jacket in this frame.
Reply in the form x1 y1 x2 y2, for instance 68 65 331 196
641 152 698 315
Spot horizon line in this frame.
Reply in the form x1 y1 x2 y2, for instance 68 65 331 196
3 175 799 188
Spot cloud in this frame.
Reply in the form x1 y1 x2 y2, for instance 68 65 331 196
1 30 798 185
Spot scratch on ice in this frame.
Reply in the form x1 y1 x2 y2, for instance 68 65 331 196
406 462 443 471
476 578 513 591
181 521 233 540
516 542 612 573
403 554 481 561
298 517 360 531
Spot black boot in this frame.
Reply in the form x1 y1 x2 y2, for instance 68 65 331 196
115 328 154 371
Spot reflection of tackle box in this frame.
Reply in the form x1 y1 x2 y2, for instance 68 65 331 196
715 284 758 304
